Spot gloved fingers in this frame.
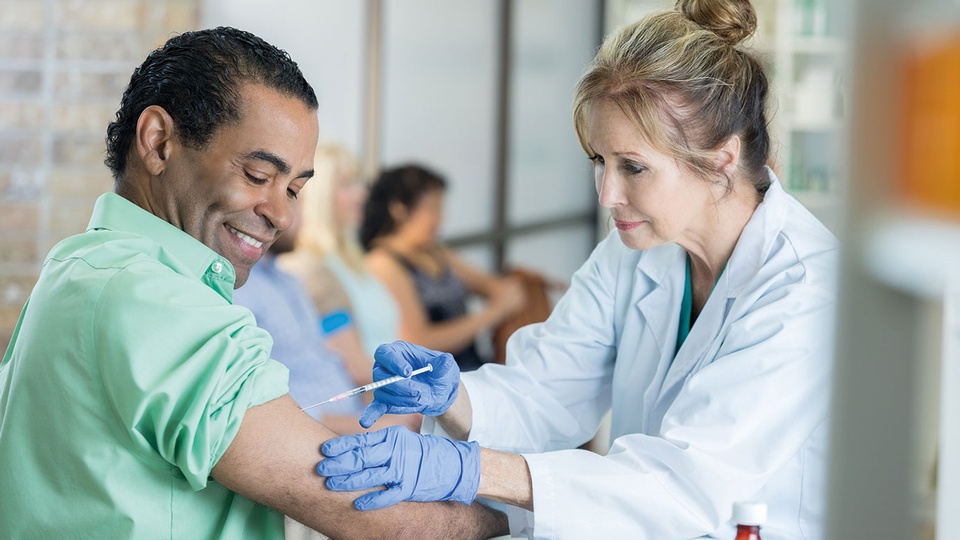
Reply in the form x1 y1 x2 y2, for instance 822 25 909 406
393 341 454 372
320 428 390 457
324 467 393 492
316 453 362 477
373 341 418 376
372 379 421 400
430 350 459 378
358 401 389 429
317 440 395 477
376 340 452 373
369 365 399 383
372 387 424 409
353 485 407 511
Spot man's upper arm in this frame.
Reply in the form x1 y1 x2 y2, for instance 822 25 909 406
211 394 507 540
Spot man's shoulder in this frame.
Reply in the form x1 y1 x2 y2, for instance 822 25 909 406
44 230 219 304
47 229 160 271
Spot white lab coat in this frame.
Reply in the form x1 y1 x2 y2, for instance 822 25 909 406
424 173 837 540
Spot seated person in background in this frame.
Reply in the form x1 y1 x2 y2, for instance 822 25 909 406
360 164 526 372
234 200 421 436
281 143 400 386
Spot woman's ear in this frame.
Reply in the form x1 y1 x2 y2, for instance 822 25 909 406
388 201 408 223
716 135 741 175
135 105 176 177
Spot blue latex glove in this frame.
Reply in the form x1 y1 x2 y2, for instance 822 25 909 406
316 425 481 510
359 341 461 428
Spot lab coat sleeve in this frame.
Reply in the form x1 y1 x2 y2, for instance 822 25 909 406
522 280 835 539
423 233 624 452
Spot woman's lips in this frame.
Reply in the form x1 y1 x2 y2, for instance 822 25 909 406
613 219 644 231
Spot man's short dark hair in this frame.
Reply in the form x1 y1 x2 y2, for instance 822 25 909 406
104 26 318 181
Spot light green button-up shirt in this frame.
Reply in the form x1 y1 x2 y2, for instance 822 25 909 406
0 193 290 539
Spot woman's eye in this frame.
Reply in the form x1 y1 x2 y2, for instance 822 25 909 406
622 162 647 175
589 154 604 165
287 188 299 200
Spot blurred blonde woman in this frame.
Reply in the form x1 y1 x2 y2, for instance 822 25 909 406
280 143 401 387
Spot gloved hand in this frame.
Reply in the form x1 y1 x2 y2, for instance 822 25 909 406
316 425 481 511
359 341 461 428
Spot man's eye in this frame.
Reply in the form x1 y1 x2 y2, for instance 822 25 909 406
245 172 268 184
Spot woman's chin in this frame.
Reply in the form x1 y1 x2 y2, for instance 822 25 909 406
617 230 659 251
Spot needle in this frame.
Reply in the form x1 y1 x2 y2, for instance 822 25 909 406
299 364 434 412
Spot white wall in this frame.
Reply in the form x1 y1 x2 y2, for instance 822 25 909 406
379 0 500 237
202 0 368 155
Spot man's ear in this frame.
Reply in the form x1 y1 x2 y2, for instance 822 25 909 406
135 105 176 177
716 135 741 175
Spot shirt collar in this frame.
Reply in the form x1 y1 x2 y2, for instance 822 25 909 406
86 193 237 300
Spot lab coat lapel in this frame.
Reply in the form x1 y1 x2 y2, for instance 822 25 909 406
631 246 685 426
653 173 790 413
659 272 731 398
633 245 684 358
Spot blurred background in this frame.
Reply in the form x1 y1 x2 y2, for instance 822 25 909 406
0 0 957 539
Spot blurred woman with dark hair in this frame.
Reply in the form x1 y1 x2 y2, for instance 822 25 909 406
360 164 525 372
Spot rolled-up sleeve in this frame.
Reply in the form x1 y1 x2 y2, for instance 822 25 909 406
93 263 289 490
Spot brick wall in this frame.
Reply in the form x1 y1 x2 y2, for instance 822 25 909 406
0 0 199 352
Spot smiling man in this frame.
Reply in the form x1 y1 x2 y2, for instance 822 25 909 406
0 27 505 539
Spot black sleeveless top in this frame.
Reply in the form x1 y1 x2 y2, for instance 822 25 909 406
387 250 485 371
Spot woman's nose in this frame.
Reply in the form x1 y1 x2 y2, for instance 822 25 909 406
597 170 626 209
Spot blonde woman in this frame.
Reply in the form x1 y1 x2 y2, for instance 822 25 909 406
319 1 838 538
280 143 401 387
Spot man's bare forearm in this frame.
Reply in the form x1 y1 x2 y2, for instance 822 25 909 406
212 395 508 540
385 501 508 540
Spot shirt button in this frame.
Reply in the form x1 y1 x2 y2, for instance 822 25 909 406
211 262 224 274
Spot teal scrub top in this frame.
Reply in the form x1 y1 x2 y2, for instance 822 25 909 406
675 255 725 355
0 193 290 539
675 255 694 354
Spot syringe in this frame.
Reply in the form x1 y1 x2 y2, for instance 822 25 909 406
299 364 434 412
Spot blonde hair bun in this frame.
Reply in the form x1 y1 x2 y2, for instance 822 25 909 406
677 0 758 46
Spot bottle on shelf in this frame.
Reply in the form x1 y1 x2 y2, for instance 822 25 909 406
732 501 767 540
899 30 960 216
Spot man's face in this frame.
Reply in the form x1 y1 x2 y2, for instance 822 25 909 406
156 83 318 286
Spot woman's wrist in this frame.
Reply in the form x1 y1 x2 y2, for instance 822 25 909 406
477 448 534 511
437 382 473 440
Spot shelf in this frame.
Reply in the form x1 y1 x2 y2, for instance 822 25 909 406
790 189 841 208
863 212 960 299
787 117 844 132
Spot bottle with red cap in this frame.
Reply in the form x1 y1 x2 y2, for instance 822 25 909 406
732 501 767 540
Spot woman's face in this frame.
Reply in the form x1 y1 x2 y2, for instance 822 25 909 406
396 188 444 246
332 170 367 230
586 99 716 251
